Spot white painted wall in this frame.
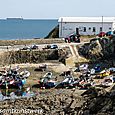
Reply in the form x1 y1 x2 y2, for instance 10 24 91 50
112 22 115 32
59 22 113 38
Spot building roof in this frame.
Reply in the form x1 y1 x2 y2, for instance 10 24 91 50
58 17 115 23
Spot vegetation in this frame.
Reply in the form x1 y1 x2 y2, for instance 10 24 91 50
0 38 64 46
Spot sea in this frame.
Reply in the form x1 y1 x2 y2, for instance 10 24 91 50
0 19 58 40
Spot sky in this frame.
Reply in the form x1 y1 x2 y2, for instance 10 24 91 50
0 0 115 19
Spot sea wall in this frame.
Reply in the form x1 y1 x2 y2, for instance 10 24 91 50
45 25 59 38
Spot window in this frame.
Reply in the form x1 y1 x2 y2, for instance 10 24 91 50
109 27 111 30
89 27 91 30
83 27 86 32
100 27 102 32
93 27 96 32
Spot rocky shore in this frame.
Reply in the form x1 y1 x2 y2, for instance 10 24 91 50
1 87 115 115
0 88 86 115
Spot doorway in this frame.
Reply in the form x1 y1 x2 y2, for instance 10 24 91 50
76 28 79 35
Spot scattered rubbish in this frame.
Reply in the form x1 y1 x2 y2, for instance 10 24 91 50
79 64 89 72
55 75 75 88
0 66 30 89
109 67 115 73
0 89 35 101
90 64 101 74
36 63 115 90
101 76 114 87
38 72 56 89
59 71 71 76
100 69 111 78
34 64 47 72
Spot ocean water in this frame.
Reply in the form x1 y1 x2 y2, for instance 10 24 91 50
0 19 58 40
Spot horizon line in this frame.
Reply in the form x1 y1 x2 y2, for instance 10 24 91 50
0 17 58 20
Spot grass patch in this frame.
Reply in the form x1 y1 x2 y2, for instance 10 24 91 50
0 39 64 46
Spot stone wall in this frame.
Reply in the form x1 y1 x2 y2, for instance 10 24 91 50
0 49 62 65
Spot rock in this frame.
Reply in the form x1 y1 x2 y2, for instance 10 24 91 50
70 99 77 108
78 37 113 61
42 104 50 111
59 111 65 115
83 110 90 115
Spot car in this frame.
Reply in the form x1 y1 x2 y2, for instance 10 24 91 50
65 34 80 43
106 31 113 36
21 46 30 50
98 32 106 37
43 44 58 49
50 44 58 49
30 45 38 49
46 45 51 49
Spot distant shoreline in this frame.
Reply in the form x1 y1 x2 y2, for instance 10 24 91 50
0 18 58 21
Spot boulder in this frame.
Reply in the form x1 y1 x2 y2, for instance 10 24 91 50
78 37 113 61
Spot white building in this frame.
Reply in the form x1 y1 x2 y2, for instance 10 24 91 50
58 17 115 38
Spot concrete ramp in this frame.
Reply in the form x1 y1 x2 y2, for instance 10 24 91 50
66 44 88 66
69 44 79 58
66 44 79 67
66 56 77 67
